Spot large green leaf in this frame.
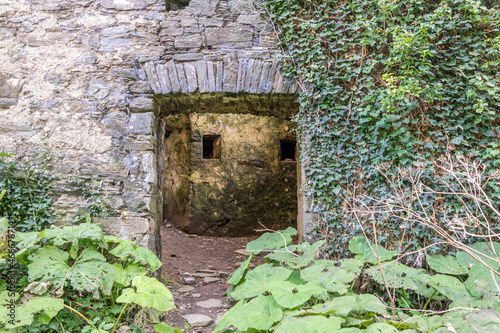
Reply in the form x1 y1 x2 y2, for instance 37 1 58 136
113 263 147 287
0 292 63 328
227 253 254 286
300 264 356 294
0 218 8 234
365 261 426 291
282 241 325 269
309 295 358 317
28 246 115 298
116 275 174 312
246 227 297 254
154 322 183 333
229 264 293 300
109 241 161 273
464 263 500 298
44 223 107 249
353 294 387 315
365 323 398 332
465 309 500 332
267 281 325 309
340 258 365 275
214 295 283 332
456 242 500 270
348 236 398 263
427 274 476 302
274 315 342 333
14 231 41 257
426 254 468 275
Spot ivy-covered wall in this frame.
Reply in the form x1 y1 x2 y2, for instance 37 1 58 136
264 0 500 256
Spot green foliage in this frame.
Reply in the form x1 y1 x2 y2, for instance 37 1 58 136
0 153 53 232
0 222 178 332
217 228 500 332
263 0 500 255
116 275 174 312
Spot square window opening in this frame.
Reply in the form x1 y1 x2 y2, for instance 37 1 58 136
203 134 221 159
280 139 296 161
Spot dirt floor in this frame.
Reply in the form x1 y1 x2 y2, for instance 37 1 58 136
158 224 263 333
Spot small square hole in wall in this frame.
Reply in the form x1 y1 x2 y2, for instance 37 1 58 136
203 134 221 159
280 138 296 161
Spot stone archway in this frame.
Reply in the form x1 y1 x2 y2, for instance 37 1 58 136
156 92 299 235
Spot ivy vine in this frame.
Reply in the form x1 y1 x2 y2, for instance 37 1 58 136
263 0 500 256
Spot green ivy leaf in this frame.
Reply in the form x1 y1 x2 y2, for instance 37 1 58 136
348 236 398 263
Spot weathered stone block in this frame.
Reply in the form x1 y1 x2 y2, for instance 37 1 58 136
167 60 181 92
141 152 157 184
184 62 198 93
100 27 135 49
129 112 154 135
176 63 188 93
109 67 137 79
129 97 154 113
186 0 220 16
174 34 202 49
96 216 150 238
172 53 204 61
205 27 252 48
237 14 267 25
196 61 208 93
222 55 238 92
156 64 172 94
228 0 253 13
144 62 161 94
0 98 17 109
102 111 128 137
100 0 156 10
0 76 24 98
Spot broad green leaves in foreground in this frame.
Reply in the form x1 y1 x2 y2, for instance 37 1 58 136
217 228 500 332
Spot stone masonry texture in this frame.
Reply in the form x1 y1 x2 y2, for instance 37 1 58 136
0 0 307 255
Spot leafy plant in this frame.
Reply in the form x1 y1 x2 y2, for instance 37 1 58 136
0 153 53 232
217 228 500 332
261 0 500 256
0 222 179 333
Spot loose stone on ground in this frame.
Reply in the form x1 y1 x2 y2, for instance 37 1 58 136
182 314 213 327
196 298 222 309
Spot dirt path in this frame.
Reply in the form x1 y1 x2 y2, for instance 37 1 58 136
159 224 261 332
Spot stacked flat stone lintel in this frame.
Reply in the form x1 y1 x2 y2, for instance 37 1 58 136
0 0 310 255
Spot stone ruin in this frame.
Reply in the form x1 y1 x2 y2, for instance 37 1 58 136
0 0 316 255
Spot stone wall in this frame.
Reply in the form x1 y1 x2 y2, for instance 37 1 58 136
0 0 310 254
